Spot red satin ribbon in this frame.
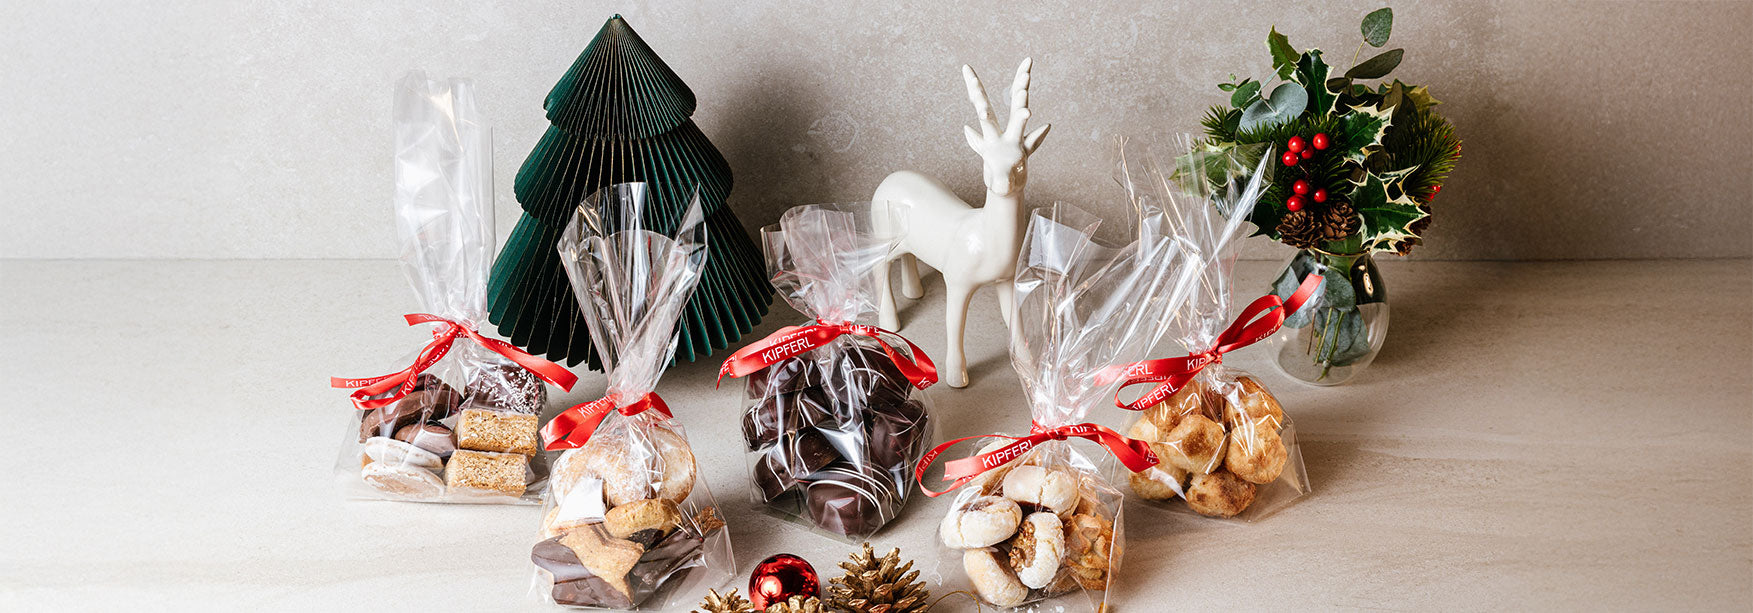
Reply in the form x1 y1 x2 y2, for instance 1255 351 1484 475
329 313 578 411
718 320 938 389
1097 274 1324 411
913 421 1159 498
539 392 671 451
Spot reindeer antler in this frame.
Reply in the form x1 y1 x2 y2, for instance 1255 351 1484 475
962 65 1001 140
1005 58 1032 139
964 59 1050 154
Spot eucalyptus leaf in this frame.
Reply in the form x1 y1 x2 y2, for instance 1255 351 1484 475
1268 27 1298 80
1347 49 1404 80
1219 83 1237 92
1362 8 1393 47
1273 264 1316 328
1325 306 1373 367
1239 83 1308 132
1231 80 1262 107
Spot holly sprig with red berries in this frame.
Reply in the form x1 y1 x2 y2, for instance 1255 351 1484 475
1195 7 1460 255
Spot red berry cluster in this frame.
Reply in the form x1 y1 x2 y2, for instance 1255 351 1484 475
1281 133 1329 212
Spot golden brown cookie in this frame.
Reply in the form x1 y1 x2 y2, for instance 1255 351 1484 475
1063 513 1114 591
1225 424 1289 485
603 499 683 548
1127 464 1188 501
1184 470 1257 518
1158 414 1228 473
1224 375 1285 430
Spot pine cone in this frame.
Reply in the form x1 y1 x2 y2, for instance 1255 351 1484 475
696 588 756 613
766 595 825 613
828 543 931 613
1320 201 1361 241
1275 209 1323 250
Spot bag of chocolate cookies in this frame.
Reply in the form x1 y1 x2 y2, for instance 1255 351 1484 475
719 203 938 540
331 72 577 504
533 182 731 610
1108 139 1317 520
918 200 1205 611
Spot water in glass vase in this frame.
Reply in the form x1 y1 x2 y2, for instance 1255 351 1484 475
1268 250 1389 385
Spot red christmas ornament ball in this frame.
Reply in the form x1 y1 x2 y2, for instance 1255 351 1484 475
1312 188 1329 203
1286 195 1306 212
749 554 820 609
1312 132 1330 150
1287 136 1306 153
1281 151 1299 167
1292 180 1311 195
1299 149 1313 160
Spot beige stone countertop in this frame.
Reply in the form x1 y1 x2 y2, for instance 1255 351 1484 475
2 259 1748 611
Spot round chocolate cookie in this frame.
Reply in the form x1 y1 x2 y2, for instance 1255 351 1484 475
823 343 912 414
742 386 835 450
804 461 902 538
752 428 841 501
462 361 547 414
865 398 930 470
746 355 823 399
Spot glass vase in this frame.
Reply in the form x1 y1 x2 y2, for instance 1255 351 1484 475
1268 250 1389 386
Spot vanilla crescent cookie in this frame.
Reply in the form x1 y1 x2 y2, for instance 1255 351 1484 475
361 461 444 500
964 548 1028 608
1002 465 1079 514
1225 424 1289 485
940 495 1023 549
1008 512 1066 589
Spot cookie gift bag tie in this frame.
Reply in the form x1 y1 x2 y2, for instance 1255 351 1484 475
719 203 938 540
1107 139 1318 519
916 201 1205 612
330 72 578 504
532 183 732 610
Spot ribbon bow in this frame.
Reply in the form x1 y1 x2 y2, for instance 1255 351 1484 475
539 391 671 451
329 313 578 410
913 421 1159 498
1097 274 1323 411
718 320 938 389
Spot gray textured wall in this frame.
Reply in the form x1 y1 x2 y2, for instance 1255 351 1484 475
4 1 1750 260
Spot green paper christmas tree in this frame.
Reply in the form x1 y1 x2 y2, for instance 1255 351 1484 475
487 15 772 368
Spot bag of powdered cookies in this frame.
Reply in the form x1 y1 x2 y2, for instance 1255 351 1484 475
719 203 938 541
1107 139 1318 520
530 183 732 610
330 73 577 504
916 200 1206 611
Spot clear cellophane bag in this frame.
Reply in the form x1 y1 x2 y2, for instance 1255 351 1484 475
1116 137 1310 520
530 184 732 609
936 201 1203 612
334 72 556 504
740 203 936 541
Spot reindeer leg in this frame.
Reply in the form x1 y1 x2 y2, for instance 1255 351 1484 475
899 253 925 299
943 281 974 388
997 279 1016 330
879 253 902 331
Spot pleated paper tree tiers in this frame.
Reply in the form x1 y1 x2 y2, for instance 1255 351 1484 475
487 15 772 368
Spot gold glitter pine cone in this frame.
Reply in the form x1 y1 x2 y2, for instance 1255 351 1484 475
696 588 756 613
766 595 826 613
828 542 931 613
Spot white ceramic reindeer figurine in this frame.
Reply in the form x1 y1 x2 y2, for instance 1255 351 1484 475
873 58 1049 388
